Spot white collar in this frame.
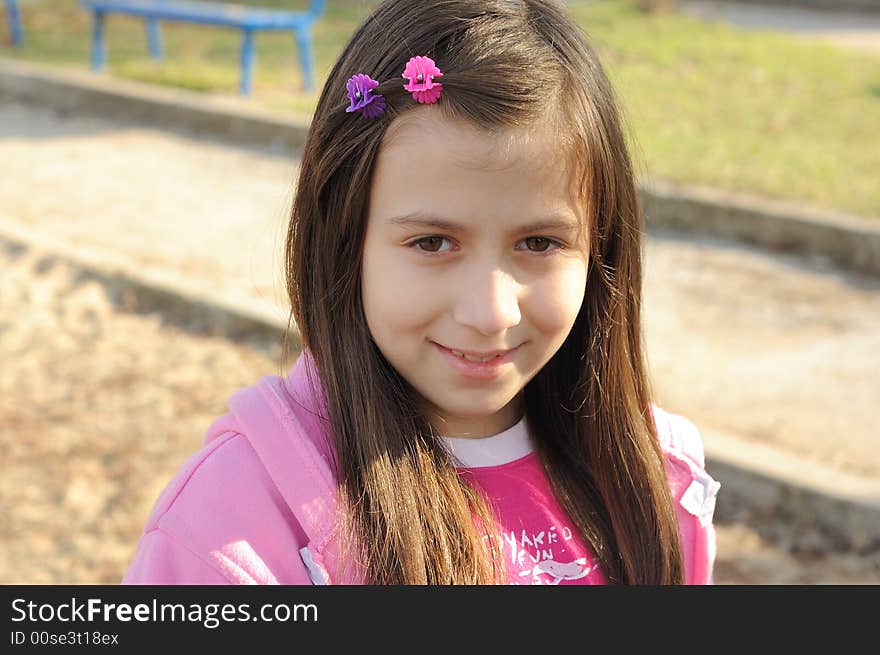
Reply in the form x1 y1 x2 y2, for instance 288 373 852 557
439 415 533 468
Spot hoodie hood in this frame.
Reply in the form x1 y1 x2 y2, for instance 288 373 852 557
202 348 364 584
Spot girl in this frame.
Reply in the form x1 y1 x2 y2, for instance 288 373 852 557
122 0 719 586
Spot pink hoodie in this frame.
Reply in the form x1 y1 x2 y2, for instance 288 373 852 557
122 349 719 585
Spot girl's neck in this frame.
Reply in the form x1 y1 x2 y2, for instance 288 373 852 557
440 414 532 468
427 393 525 439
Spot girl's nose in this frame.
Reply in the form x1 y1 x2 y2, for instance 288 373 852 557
452 266 521 336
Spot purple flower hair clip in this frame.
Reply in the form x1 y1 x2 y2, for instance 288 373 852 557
402 55 443 104
345 73 386 119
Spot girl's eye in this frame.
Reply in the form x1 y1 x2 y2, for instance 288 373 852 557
514 236 564 254
522 237 556 253
411 236 451 253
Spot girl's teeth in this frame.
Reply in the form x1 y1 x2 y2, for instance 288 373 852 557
450 349 501 363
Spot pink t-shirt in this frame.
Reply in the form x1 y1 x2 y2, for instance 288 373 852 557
441 416 607 585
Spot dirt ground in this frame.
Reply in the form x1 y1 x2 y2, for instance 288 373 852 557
2 243 878 584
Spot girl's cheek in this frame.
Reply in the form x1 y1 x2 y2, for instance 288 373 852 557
385 268 448 324
363 250 443 325
525 267 587 333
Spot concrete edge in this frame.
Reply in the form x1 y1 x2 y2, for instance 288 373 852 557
2 214 878 549
703 427 880 550
640 182 880 279
0 216 299 350
0 57 312 152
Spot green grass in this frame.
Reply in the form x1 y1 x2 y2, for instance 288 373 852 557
2 0 371 114
572 2 880 220
3 0 879 218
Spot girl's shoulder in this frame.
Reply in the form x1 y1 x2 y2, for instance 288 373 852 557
650 404 720 584
122 370 335 585
651 403 706 471
122 426 315 584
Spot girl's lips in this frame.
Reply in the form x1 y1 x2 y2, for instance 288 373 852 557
431 341 520 380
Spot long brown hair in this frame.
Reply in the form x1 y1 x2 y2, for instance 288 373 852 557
283 0 684 584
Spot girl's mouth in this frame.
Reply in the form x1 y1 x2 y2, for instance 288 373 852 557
431 342 521 380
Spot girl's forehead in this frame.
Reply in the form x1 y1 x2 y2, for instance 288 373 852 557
370 107 583 231
380 105 567 172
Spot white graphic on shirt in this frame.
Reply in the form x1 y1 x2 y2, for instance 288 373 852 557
484 524 595 585
518 557 592 585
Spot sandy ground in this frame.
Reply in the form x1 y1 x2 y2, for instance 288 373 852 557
0 102 298 319
1 243 878 584
642 229 880 479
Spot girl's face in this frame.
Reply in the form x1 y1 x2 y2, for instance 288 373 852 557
361 106 589 439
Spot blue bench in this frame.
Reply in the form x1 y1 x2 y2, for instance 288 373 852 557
5 0 23 46
79 0 326 95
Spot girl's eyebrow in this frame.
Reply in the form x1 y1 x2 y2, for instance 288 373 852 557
388 211 580 234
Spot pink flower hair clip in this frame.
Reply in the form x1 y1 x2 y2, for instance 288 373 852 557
402 55 443 104
345 73 386 119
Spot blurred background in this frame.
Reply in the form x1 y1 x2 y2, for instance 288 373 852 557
1 0 878 584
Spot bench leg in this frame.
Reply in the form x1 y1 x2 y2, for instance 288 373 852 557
294 27 315 92
240 29 255 96
146 18 163 61
6 0 23 46
90 11 106 71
